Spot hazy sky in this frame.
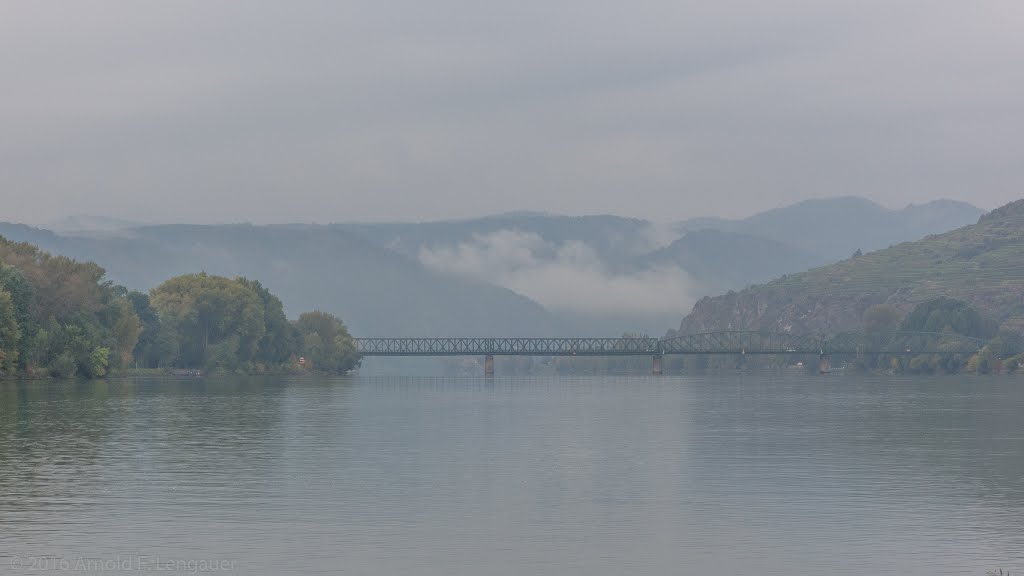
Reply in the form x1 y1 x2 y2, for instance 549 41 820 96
2 1 1022 225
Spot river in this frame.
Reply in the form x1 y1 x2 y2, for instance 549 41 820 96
1 374 1022 575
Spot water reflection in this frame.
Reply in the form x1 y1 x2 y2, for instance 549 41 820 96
0 375 1021 575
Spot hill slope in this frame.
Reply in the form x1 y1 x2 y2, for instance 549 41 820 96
0 223 552 337
347 198 982 301
679 197 983 264
344 213 662 269
643 229 820 296
0 196 985 338
676 199 1024 336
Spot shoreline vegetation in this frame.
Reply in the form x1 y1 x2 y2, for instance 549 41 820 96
0 235 360 379
1 235 1021 380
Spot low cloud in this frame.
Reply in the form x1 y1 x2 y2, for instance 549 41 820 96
636 221 683 253
418 229 695 317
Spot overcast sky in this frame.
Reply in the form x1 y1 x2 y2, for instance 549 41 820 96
2 1 1022 225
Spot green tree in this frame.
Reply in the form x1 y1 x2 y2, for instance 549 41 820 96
127 290 162 367
907 354 937 374
988 330 1023 358
49 350 77 378
900 297 998 339
150 273 267 368
87 346 111 377
967 346 998 374
295 311 360 373
0 241 106 324
110 299 142 369
0 264 37 368
863 304 902 334
0 236 202 377
0 290 21 373
0 238 144 377
47 312 109 378
235 277 296 364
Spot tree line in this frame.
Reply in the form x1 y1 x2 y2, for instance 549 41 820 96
0 237 359 378
860 297 1022 374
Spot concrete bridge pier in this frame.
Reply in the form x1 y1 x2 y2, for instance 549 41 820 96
484 355 495 377
819 354 831 374
652 355 663 375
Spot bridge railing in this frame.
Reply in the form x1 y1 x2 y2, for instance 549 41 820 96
658 331 825 355
355 337 661 356
355 331 988 357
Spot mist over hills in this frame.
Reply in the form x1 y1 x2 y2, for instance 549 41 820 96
0 196 982 337
0 223 551 337
342 197 981 330
643 229 821 297
347 213 672 270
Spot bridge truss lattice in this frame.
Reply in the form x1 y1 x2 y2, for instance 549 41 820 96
355 331 986 357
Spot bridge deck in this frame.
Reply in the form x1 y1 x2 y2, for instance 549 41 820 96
355 331 986 357
355 337 660 356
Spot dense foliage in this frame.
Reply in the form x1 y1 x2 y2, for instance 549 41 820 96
0 237 359 377
0 238 141 377
295 311 360 374
898 297 999 339
856 297 1019 375
142 273 359 373
146 273 359 373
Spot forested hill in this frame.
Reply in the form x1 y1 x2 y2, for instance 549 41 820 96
0 223 552 337
0 196 984 338
676 199 1024 336
0 236 360 377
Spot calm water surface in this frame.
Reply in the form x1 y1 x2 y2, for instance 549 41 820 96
1 375 1023 575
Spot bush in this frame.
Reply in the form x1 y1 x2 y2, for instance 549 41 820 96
84 346 110 378
49 351 78 378
907 354 937 374
1004 354 1024 374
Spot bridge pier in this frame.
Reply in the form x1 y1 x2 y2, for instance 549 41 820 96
819 354 831 374
652 355 663 375
484 355 494 377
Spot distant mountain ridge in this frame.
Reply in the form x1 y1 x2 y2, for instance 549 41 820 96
344 213 666 270
676 199 1024 337
0 196 984 337
343 196 982 300
643 229 821 296
678 196 983 264
0 223 552 337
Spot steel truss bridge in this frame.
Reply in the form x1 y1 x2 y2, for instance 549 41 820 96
356 331 988 374
355 331 987 358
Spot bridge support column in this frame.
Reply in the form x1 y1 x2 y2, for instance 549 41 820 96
819 354 831 374
484 355 495 377
652 355 663 375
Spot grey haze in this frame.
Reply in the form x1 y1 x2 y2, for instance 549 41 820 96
0 197 983 336
1 1 1021 225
